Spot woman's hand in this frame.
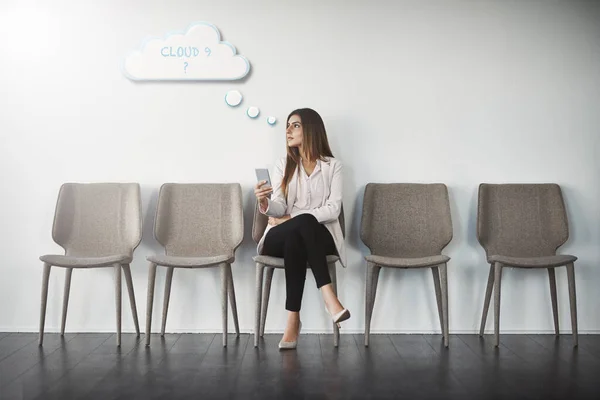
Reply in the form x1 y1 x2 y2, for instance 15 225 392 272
268 215 291 226
254 180 273 211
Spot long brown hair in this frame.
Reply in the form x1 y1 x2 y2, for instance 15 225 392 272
281 108 334 197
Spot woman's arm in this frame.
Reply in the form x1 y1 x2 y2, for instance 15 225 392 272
291 160 342 224
260 157 287 217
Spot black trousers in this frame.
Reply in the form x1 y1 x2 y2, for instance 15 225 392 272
262 213 337 312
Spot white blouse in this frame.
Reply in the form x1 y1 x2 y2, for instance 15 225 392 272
290 160 325 216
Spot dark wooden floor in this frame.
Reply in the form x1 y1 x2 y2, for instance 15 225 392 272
0 332 598 399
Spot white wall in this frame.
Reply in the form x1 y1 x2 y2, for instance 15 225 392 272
1 0 599 334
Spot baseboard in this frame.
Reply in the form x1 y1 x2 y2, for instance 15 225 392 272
2 327 599 335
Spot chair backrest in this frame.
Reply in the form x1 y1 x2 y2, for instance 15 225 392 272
360 183 453 258
251 201 345 244
154 183 244 257
52 183 142 257
477 183 569 258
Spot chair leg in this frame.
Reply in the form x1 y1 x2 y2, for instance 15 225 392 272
439 263 449 348
122 264 140 337
254 263 265 347
114 264 122 347
493 262 503 347
547 268 559 336
566 263 578 347
227 264 240 337
61 268 73 336
365 262 381 347
145 262 157 347
329 263 340 348
431 266 444 337
220 263 228 347
260 267 274 337
161 267 174 337
39 263 52 346
479 264 495 336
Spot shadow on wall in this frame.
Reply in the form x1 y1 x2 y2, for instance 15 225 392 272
462 184 487 329
140 185 162 254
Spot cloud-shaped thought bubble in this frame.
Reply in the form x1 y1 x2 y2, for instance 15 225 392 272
123 22 250 81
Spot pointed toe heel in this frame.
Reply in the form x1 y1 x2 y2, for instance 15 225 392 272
278 321 302 350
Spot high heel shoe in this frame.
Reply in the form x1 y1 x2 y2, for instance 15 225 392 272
327 307 351 328
278 321 302 350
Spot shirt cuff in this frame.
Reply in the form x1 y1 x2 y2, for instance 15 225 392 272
259 199 270 215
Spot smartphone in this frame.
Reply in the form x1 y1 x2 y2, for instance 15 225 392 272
255 168 272 188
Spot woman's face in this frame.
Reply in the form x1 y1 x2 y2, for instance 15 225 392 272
286 115 303 148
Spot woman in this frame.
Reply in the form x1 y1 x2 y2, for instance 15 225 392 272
254 108 350 350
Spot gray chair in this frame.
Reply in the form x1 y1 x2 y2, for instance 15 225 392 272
39 183 142 346
252 201 345 348
477 184 578 347
145 183 243 347
361 183 452 347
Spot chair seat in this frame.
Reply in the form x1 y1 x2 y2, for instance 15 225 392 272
488 254 577 268
365 254 450 268
147 254 234 268
39 254 131 268
253 255 340 268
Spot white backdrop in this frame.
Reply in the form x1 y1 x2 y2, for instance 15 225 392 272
1 0 599 334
